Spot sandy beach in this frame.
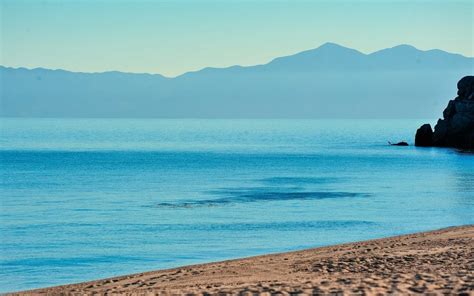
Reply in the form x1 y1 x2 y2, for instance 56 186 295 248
12 225 473 295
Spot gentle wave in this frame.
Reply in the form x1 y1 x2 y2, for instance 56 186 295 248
1 220 377 233
259 176 342 185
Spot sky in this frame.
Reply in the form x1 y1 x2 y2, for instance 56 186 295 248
1 0 472 77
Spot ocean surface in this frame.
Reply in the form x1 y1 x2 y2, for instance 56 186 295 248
1 118 473 292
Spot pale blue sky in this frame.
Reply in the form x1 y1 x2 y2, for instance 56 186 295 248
1 0 472 77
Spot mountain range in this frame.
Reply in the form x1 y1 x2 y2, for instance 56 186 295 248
1 43 473 118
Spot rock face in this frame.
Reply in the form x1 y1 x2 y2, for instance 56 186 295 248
415 76 474 150
415 124 433 146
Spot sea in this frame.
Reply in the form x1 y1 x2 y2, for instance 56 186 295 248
1 118 473 292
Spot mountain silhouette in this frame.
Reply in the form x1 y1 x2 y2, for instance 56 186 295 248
1 43 472 118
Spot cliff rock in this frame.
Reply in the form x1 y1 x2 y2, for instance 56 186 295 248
415 76 474 150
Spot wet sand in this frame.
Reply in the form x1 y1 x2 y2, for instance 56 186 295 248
13 225 474 295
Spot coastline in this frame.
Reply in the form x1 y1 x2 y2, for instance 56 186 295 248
12 225 473 295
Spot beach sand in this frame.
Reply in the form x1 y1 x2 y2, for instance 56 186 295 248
13 225 474 295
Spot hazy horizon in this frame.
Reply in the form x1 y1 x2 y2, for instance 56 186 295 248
1 1 473 118
2 42 472 118
1 0 472 77
1 42 472 78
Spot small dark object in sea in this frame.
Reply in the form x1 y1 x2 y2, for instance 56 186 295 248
389 141 409 146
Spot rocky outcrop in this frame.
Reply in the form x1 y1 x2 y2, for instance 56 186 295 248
415 76 474 150
415 124 433 146
389 141 409 146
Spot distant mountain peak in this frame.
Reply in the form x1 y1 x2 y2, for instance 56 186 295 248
265 42 364 69
318 42 345 48
370 44 422 56
390 44 419 51
313 42 363 54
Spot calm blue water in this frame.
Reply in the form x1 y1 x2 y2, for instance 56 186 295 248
1 119 473 292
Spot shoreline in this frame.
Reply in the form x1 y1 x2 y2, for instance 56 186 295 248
11 225 474 295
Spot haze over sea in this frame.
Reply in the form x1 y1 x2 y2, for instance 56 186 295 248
1 118 473 292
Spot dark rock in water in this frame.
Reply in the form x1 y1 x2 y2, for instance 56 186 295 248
415 124 433 147
389 141 409 146
415 76 474 150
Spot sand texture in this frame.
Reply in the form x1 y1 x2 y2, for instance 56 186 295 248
12 225 474 295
